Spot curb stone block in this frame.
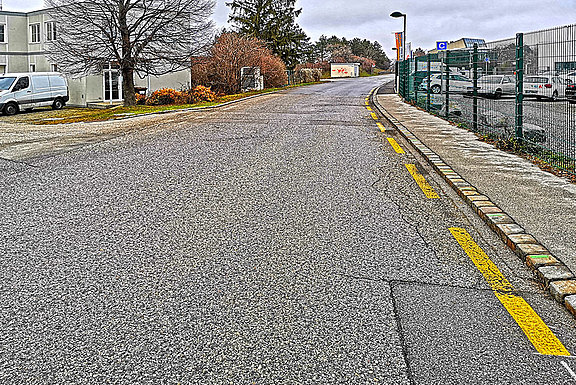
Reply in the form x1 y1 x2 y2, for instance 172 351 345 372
564 295 576 317
549 280 576 303
473 200 497 208
508 234 538 245
515 243 550 259
479 206 503 215
485 213 515 226
538 265 575 284
526 254 557 269
462 190 480 196
468 195 490 202
496 223 524 236
506 233 538 251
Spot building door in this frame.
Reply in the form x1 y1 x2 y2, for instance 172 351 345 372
103 63 122 101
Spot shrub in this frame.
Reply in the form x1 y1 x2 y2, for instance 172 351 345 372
259 55 287 88
145 88 186 105
192 85 216 102
135 94 146 105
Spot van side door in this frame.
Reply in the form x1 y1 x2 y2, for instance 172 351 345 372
31 75 52 107
12 76 33 107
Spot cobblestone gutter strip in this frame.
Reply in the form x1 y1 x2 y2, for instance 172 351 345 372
371 89 576 319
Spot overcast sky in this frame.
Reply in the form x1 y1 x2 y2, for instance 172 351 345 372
7 0 576 58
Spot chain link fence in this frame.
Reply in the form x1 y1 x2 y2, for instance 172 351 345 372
398 25 576 175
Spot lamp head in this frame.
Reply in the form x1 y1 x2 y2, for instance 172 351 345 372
390 11 405 18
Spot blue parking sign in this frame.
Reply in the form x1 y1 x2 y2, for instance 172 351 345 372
437 41 448 51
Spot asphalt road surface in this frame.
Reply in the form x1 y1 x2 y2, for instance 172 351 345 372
2 76 576 384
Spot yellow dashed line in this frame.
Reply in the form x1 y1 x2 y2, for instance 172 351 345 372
366 106 373 111
450 227 570 357
405 164 440 199
387 138 405 154
371 112 378 120
376 123 385 132
365 100 370 106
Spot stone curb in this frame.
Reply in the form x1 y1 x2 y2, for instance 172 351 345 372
370 88 576 319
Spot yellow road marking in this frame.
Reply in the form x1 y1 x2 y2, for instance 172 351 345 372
387 138 405 154
377 123 385 132
366 106 373 111
405 164 440 199
449 227 570 356
365 100 370 105
371 112 378 120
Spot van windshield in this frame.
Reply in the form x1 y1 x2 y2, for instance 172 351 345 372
0 77 16 91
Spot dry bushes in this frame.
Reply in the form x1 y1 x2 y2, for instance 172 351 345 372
191 32 288 94
144 86 216 106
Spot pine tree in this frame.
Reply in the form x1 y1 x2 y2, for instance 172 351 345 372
226 0 309 69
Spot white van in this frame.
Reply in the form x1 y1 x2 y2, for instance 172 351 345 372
0 72 69 115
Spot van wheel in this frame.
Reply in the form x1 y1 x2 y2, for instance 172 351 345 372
4 102 18 116
494 89 502 99
52 98 65 110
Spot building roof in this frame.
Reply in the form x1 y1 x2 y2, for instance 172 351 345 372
462 38 487 48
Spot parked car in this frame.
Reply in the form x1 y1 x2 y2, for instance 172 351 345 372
466 75 515 98
566 79 576 104
0 72 69 116
419 73 472 94
523 75 566 101
410 70 441 91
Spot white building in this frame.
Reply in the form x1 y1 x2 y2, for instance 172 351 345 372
0 8 191 106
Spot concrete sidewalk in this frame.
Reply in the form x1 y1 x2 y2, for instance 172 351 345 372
375 93 576 276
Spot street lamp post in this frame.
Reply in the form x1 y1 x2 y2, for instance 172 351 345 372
390 11 406 60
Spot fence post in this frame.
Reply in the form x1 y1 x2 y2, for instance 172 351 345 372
473 44 478 131
426 54 431 111
515 33 524 139
403 61 408 99
445 51 450 117
414 59 418 104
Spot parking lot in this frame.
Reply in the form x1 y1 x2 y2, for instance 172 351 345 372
411 89 576 161
449 94 576 158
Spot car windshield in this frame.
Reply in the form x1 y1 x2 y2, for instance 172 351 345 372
525 77 548 83
478 76 503 84
0 77 16 91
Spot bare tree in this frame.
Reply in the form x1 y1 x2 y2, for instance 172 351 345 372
45 0 215 106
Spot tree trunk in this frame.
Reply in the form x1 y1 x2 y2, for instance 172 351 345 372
122 66 136 106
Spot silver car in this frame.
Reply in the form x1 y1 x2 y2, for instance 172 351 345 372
467 75 515 98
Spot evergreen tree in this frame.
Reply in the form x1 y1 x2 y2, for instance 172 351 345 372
226 0 309 69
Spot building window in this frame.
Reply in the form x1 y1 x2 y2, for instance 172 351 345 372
45 22 56 41
51 63 58 72
0 65 6 74
0 25 5 43
30 64 36 72
30 24 41 43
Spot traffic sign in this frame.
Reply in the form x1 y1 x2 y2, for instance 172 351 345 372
437 41 448 51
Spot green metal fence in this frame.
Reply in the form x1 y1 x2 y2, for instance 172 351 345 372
398 25 576 176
